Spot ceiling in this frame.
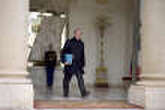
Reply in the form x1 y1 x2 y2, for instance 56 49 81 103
30 0 110 13
30 0 75 13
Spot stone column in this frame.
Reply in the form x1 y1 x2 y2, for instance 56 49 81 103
0 0 34 109
128 0 165 109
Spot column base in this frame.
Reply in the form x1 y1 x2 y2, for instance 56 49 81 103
128 81 165 110
0 77 34 109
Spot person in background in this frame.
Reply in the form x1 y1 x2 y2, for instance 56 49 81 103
45 44 57 90
61 28 90 98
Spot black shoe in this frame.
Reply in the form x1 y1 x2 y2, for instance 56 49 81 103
81 91 90 98
64 94 69 98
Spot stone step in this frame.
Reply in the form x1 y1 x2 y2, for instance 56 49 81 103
36 108 143 110
0 108 143 110
34 100 143 110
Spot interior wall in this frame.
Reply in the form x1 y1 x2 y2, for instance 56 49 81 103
69 0 135 86
29 0 136 88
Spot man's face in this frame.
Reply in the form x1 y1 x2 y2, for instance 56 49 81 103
75 29 82 39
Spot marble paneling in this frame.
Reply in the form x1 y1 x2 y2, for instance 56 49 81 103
0 78 34 109
128 85 145 107
129 84 165 110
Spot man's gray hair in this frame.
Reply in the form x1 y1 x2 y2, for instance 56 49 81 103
74 28 81 34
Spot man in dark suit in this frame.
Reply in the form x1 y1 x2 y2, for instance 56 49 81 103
61 28 90 98
45 44 57 90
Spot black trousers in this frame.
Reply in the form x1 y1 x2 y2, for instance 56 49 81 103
46 66 55 87
63 72 87 96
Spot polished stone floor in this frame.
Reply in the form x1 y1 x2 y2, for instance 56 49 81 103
34 85 127 101
33 82 144 110
32 69 140 110
30 67 128 101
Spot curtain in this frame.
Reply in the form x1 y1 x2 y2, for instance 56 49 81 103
29 16 65 61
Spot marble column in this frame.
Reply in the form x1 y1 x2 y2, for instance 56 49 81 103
0 0 34 109
128 0 165 109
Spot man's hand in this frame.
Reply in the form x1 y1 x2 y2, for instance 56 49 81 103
65 62 71 65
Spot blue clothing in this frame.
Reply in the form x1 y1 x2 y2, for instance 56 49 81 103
45 50 57 87
46 66 55 87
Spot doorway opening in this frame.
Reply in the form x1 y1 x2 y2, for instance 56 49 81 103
27 0 141 109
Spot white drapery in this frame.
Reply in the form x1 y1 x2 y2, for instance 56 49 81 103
29 17 65 61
